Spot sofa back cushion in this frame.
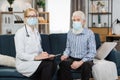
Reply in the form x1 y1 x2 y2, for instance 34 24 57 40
0 35 16 57
0 34 51 58
49 33 101 54
49 33 67 54
41 34 51 53
94 33 101 49
0 33 101 58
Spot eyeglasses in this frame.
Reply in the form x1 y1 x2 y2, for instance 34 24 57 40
26 15 38 18
72 18 81 21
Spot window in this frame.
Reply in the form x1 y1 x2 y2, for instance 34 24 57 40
46 0 71 33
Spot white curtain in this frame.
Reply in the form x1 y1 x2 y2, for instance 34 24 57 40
46 0 71 33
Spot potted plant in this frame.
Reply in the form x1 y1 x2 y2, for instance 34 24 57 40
7 0 14 11
37 0 45 12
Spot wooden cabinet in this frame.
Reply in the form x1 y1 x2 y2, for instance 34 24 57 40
0 12 24 34
106 35 120 42
38 12 49 34
89 27 112 42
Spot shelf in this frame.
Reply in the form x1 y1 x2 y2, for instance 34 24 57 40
0 12 24 14
88 12 112 15
38 12 49 34
38 23 49 24
106 35 120 37
89 27 109 28
14 21 24 23
38 12 49 14
0 11 24 34
91 0 107 1
88 0 113 42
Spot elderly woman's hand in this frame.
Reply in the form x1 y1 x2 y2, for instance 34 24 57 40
61 55 68 61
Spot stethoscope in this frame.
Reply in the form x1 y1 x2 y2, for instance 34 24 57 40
25 24 30 37
25 24 39 37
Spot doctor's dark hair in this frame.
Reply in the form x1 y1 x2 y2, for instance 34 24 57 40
24 8 38 18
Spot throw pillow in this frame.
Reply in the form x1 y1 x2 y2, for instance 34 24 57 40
95 42 117 60
0 54 15 67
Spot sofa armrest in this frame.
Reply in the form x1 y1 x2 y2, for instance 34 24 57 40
106 50 120 76
106 50 120 67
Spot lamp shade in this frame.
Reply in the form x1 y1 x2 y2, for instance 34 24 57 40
112 19 120 35
117 19 120 24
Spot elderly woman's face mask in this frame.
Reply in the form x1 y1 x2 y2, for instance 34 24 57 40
72 16 84 31
72 21 83 31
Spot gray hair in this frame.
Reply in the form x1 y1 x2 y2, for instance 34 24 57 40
72 11 85 20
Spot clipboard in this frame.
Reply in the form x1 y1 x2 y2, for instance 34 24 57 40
53 54 61 57
48 53 61 58
35 54 62 61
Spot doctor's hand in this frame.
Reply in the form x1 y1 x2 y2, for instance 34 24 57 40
48 54 55 60
61 55 68 61
34 52 49 60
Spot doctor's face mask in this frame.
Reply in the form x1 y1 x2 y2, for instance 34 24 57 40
25 9 38 26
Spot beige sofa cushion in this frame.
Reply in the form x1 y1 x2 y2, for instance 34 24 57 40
95 42 117 60
0 54 15 67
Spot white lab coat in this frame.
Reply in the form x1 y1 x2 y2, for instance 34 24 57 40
14 25 43 77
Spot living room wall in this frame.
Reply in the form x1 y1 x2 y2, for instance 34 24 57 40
0 0 33 11
0 0 120 21
113 0 120 21
0 0 120 33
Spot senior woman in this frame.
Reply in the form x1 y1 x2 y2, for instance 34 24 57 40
14 8 57 80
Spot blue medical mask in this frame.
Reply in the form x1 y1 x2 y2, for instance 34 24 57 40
72 21 83 31
26 17 38 26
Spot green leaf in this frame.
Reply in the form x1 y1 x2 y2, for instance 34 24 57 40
37 0 45 8
7 0 14 5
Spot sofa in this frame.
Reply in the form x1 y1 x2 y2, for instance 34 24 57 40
0 33 120 80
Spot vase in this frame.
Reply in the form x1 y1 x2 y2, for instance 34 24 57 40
98 23 102 27
101 7 106 13
38 8 43 12
8 7 13 12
